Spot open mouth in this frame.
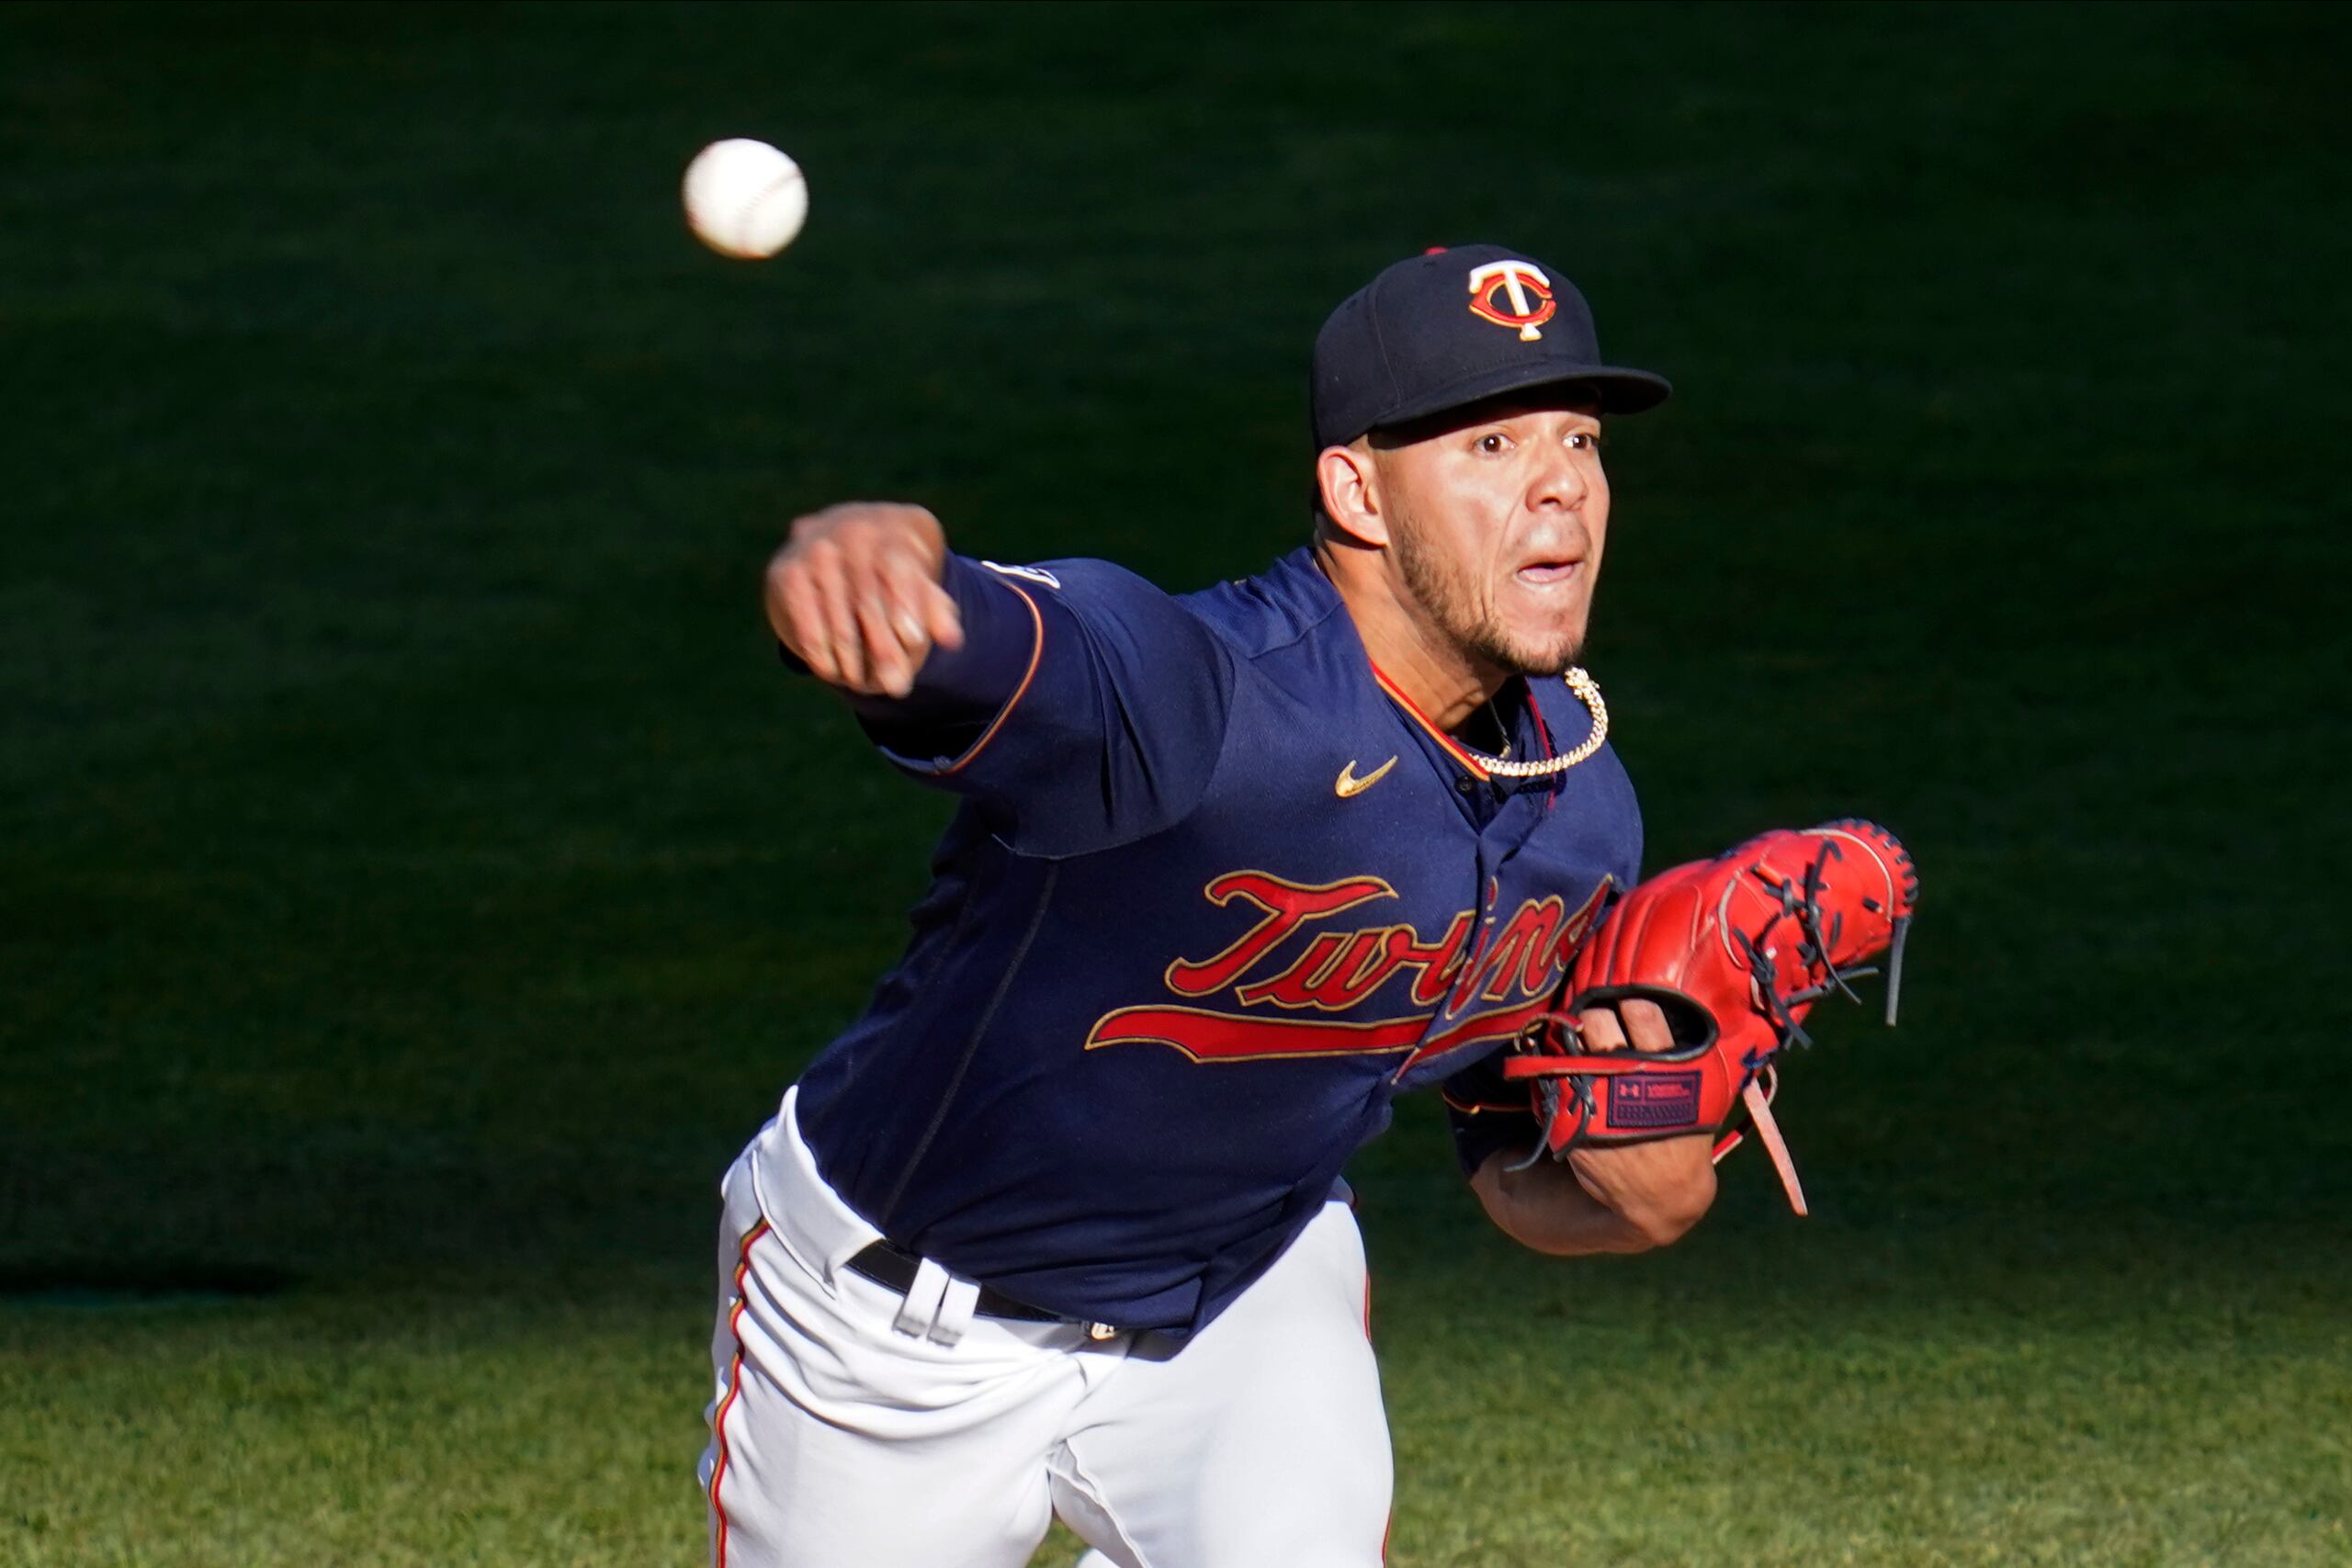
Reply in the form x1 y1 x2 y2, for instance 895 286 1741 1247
1513 559 1583 587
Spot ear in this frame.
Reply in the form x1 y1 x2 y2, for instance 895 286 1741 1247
1316 443 1389 547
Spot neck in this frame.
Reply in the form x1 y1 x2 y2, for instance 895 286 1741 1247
1313 535 1508 732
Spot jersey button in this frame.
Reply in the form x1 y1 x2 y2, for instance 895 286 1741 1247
1455 775 1476 794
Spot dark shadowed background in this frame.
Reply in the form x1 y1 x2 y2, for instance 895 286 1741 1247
3 4 2346 1563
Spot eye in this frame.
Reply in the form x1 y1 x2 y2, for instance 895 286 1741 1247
1475 433 1512 456
1567 430 1602 452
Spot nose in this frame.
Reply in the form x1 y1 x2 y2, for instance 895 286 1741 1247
1528 443 1589 513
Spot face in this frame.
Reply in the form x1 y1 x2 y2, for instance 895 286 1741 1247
1363 391 1611 677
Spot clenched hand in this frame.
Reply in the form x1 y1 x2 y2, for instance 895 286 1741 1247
764 502 966 697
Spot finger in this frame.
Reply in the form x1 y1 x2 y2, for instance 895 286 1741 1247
877 552 942 667
838 538 922 695
777 562 842 683
762 553 797 647
859 513 956 655
1619 998 1677 1055
1576 1006 1628 1053
922 576 965 650
806 543 868 691
852 587 910 697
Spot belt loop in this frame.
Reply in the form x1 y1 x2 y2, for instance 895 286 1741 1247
929 1277 980 1346
893 1257 953 1338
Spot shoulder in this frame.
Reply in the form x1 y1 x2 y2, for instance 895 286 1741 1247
1173 547 1352 664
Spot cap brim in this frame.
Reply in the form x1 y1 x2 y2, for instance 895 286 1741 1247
1365 362 1671 442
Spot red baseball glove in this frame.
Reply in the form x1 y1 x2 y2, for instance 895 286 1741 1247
1502 819 1918 1214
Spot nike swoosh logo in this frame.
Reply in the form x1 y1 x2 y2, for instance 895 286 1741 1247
1335 756 1397 798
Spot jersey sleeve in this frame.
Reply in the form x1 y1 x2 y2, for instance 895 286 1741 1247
1441 1052 1541 1178
845 555 1235 857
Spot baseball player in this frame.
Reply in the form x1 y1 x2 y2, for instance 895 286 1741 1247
704 245 1717 1568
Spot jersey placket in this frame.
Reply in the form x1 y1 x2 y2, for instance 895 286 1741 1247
1369 676 1564 1084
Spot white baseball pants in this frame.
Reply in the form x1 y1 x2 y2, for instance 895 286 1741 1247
699 1088 1392 1567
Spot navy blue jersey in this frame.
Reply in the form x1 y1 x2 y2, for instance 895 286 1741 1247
789 547 1641 1338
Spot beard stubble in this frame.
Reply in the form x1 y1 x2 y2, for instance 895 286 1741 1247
1391 519 1585 679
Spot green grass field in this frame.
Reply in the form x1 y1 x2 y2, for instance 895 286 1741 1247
4 3 2347 1563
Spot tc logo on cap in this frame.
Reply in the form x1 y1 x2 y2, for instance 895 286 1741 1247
1466 259 1555 343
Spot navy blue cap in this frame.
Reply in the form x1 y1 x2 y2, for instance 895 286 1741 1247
1310 244 1670 450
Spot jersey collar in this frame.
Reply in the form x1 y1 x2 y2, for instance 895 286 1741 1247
1296 547 1563 785
1367 662 1495 781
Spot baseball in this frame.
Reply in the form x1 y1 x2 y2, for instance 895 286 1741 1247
682 138 808 260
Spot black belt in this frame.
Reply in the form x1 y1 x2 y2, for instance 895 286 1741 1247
844 1241 1067 1325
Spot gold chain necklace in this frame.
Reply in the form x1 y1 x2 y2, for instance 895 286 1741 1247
1453 668 1611 778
